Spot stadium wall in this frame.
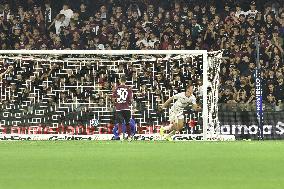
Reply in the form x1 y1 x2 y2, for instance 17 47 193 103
0 111 283 140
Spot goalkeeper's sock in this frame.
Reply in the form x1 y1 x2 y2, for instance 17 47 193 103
168 130 176 137
164 130 175 141
160 126 165 136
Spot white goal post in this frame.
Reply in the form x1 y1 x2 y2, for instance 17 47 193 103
0 50 225 140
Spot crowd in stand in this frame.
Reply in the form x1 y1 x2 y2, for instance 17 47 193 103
0 0 284 112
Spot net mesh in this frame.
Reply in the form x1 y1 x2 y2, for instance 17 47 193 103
0 51 222 138
206 51 223 138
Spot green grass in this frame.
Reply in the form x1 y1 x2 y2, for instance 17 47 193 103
0 141 284 189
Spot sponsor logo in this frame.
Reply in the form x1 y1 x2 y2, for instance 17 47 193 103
255 69 263 124
0 134 113 141
219 122 284 135
173 135 203 141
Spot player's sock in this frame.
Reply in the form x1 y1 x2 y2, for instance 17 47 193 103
130 119 136 135
113 124 119 140
126 124 131 138
118 124 122 136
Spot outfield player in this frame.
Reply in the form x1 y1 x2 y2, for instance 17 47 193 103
112 75 133 140
159 85 201 141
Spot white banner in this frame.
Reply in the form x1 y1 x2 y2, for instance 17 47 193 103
0 134 235 141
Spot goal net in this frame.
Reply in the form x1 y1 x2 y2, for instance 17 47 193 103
0 50 230 140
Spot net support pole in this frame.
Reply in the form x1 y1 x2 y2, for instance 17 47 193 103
202 51 209 140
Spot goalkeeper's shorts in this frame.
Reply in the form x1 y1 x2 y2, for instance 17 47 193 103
169 109 184 124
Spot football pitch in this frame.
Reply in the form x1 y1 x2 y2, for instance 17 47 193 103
0 141 283 189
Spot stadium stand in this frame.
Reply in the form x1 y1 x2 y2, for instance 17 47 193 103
0 0 283 133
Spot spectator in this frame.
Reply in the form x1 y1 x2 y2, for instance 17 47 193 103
219 88 234 103
48 14 65 34
0 2 11 21
78 3 90 23
0 0 283 115
59 3 73 26
44 1 53 27
276 76 284 101
236 89 248 104
247 1 258 18
190 15 202 40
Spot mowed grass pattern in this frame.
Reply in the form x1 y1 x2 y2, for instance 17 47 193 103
0 141 283 189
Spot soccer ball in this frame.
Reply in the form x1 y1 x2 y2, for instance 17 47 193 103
90 119 99 127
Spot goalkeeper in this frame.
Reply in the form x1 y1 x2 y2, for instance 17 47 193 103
159 85 201 141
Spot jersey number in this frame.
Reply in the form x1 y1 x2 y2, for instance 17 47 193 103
117 88 128 103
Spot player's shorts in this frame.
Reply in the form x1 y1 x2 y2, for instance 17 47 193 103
115 110 131 124
169 109 184 124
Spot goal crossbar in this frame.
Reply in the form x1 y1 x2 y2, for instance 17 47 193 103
0 50 207 55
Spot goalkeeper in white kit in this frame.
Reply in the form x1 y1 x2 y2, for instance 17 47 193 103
159 85 201 141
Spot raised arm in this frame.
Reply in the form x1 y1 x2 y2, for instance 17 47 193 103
161 96 174 109
48 14 59 30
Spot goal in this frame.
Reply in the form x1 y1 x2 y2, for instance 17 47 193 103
0 50 228 140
